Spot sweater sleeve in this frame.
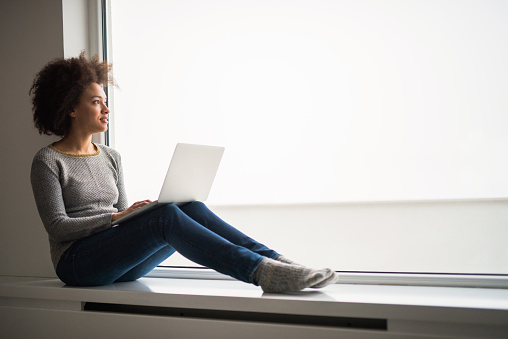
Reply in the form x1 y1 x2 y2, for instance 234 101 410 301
31 156 113 243
113 152 129 212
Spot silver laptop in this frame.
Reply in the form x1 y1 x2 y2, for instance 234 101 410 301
112 143 225 225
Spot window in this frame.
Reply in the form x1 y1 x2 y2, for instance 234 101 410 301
106 0 508 276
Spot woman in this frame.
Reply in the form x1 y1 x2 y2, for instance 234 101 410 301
29 53 338 292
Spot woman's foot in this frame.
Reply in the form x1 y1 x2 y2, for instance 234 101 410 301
310 271 339 288
254 258 335 293
275 255 301 265
275 255 339 288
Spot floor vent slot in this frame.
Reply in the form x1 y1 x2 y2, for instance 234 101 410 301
84 302 387 330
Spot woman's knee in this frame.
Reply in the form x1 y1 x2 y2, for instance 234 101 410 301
161 203 181 213
180 201 207 214
154 203 192 228
184 201 206 209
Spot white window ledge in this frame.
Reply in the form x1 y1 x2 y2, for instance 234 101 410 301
1 275 508 338
148 267 508 289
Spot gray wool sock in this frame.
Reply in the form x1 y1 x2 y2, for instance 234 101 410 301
253 258 334 293
275 255 301 266
276 255 338 288
311 271 339 288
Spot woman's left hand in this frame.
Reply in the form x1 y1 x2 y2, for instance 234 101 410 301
111 199 152 223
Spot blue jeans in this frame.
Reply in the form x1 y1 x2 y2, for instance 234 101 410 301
56 202 280 286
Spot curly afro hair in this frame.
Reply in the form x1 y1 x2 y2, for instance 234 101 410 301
29 52 114 136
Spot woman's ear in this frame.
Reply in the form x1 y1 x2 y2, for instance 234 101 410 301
69 110 77 118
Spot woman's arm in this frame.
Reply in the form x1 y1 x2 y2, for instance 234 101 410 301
31 156 115 243
112 150 129 212
108 148 151 223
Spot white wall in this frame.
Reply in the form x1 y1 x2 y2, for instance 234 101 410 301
0 0 91 278
0 0 65 277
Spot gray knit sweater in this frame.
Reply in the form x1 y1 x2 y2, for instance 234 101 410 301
31 143 129 269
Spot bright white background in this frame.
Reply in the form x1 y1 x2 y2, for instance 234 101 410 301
109 0 508 206
108 0 508 274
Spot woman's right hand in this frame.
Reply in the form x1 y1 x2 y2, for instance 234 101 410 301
111 199 152 223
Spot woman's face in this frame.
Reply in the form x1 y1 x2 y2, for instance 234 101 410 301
70 83 110 135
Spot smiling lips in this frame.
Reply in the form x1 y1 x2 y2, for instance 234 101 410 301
100 117 108 123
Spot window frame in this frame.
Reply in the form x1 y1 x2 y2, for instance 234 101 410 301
101 0 508 289
90 0 112 146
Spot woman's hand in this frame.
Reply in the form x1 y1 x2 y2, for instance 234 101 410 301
111 199 152 223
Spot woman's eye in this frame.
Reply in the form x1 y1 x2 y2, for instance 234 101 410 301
93 100 100 104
